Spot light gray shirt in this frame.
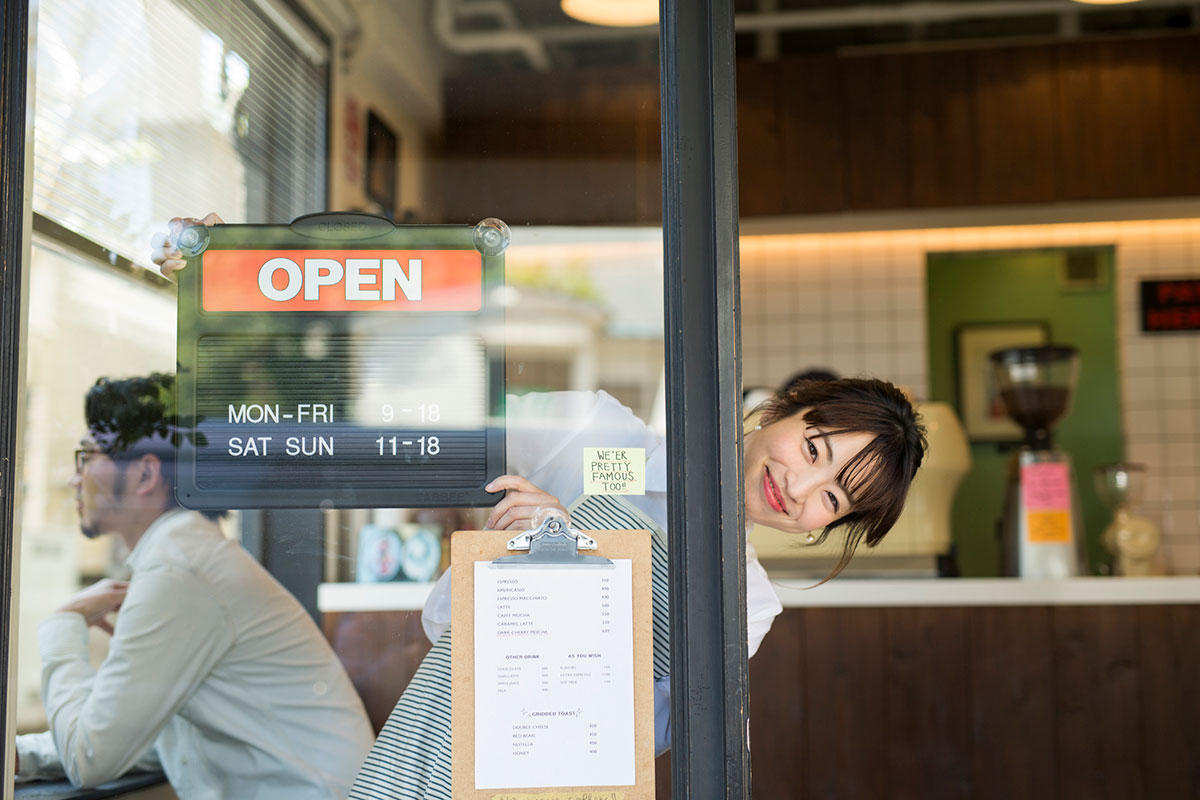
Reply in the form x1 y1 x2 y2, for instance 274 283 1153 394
16 509 374 799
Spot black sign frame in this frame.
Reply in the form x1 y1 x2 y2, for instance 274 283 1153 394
175 212 506 510
1140 277 1200 333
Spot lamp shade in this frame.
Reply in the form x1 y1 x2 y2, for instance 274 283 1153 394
561 0 659 27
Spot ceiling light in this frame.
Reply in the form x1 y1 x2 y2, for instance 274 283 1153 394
561 0 659 27
1069 0 1144 5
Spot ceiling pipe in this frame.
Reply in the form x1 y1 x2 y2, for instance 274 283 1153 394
433 0 552 71
730 1 1167 31
460 0 1188 45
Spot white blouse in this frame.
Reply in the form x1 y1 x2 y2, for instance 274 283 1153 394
421 390 783 656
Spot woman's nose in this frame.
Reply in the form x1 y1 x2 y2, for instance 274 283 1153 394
784 468 820 507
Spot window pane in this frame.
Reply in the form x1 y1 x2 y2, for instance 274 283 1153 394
14 2 674 796
32 0 326 268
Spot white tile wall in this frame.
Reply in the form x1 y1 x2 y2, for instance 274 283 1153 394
740 218 1200 574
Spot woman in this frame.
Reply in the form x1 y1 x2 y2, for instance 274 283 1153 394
350 380 925 799
153 220 927 798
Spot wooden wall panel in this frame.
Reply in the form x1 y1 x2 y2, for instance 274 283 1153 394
737 60 785 218
654 752 671 800
968 607 1056 800
322 604 1200 797
1055 39 1168 201
748 610 805 798
434 35 1200 223
842 54 912 210
884 607 973 800
803 608 887 800
1054 39 1106 201
323 610 431 733
1136 605 1200 799
973 46 1059 205
1157 35 1200 199
908 49 977 208
437 67 659 225
1053 606 1144 800
776 55 845 215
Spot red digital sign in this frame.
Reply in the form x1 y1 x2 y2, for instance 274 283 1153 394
1140 279 1200 332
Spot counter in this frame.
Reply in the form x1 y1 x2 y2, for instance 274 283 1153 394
317 576 1200 613
14 773 169 800
319 576 1200 799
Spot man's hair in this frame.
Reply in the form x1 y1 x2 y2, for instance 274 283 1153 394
86 373 179 455
85 373 224 519
757 377 927 582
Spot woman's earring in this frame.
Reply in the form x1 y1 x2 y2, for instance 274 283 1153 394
805 532 816 544
754 424 762 431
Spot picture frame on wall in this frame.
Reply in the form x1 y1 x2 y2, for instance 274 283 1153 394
365 110 398 219
955 321 1050 441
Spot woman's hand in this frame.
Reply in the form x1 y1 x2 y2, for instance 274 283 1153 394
484 475 568 531
150 212 224 282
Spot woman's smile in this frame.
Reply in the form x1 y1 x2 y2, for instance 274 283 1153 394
763 468 787 513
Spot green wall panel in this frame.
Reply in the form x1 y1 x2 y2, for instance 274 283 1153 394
927 247 1123 576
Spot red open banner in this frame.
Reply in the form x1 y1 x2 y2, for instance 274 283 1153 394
202 249 483 312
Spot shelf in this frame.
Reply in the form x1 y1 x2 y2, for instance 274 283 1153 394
317 581 437 613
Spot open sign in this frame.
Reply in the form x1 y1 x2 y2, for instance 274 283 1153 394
201 249 483 312
175 213 507 510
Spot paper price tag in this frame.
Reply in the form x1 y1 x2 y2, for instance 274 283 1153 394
583 448 646 496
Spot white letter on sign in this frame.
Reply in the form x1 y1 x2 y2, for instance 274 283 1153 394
259 258 302 301
345 258 381 301
383 258 422 301
304 258 344 301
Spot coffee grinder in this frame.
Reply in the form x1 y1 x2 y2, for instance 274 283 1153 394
991 345 1088 577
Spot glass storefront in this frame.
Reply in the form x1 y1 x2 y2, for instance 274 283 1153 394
7 1 1198 798
2 2 745 797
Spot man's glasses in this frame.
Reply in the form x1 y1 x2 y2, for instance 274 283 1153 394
73 448 108 473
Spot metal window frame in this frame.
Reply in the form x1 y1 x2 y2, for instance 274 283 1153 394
661 1 750 797
1 0 31 784
0 0 750 793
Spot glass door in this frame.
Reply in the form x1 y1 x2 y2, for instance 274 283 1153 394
1 1 750 798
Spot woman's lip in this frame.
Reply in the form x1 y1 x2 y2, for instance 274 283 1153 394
763 470 786 513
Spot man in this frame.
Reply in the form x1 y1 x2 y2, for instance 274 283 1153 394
15 374 374 798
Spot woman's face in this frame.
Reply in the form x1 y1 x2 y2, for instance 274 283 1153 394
743 411 874 534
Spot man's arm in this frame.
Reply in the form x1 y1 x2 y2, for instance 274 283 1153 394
15 732 162 783
15 732 66 782
39 567 233 788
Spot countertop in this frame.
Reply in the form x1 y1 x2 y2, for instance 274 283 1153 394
14 772 166 800
318 575 1200 612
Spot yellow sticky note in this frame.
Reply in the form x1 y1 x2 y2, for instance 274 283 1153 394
583 447 646 496
1025 510 1072 543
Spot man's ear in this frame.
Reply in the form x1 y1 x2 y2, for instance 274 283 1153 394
129 453 165 496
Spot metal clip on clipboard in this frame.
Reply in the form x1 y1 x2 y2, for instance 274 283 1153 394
491 513 613 568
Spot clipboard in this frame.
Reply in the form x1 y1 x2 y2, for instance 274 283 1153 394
451 516 656 799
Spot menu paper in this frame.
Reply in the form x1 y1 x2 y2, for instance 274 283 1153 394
474 561 636 790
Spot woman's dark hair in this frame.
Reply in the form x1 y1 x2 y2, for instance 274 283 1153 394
756 377 927 582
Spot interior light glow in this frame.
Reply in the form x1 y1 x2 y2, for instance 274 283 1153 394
561 0 658 27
